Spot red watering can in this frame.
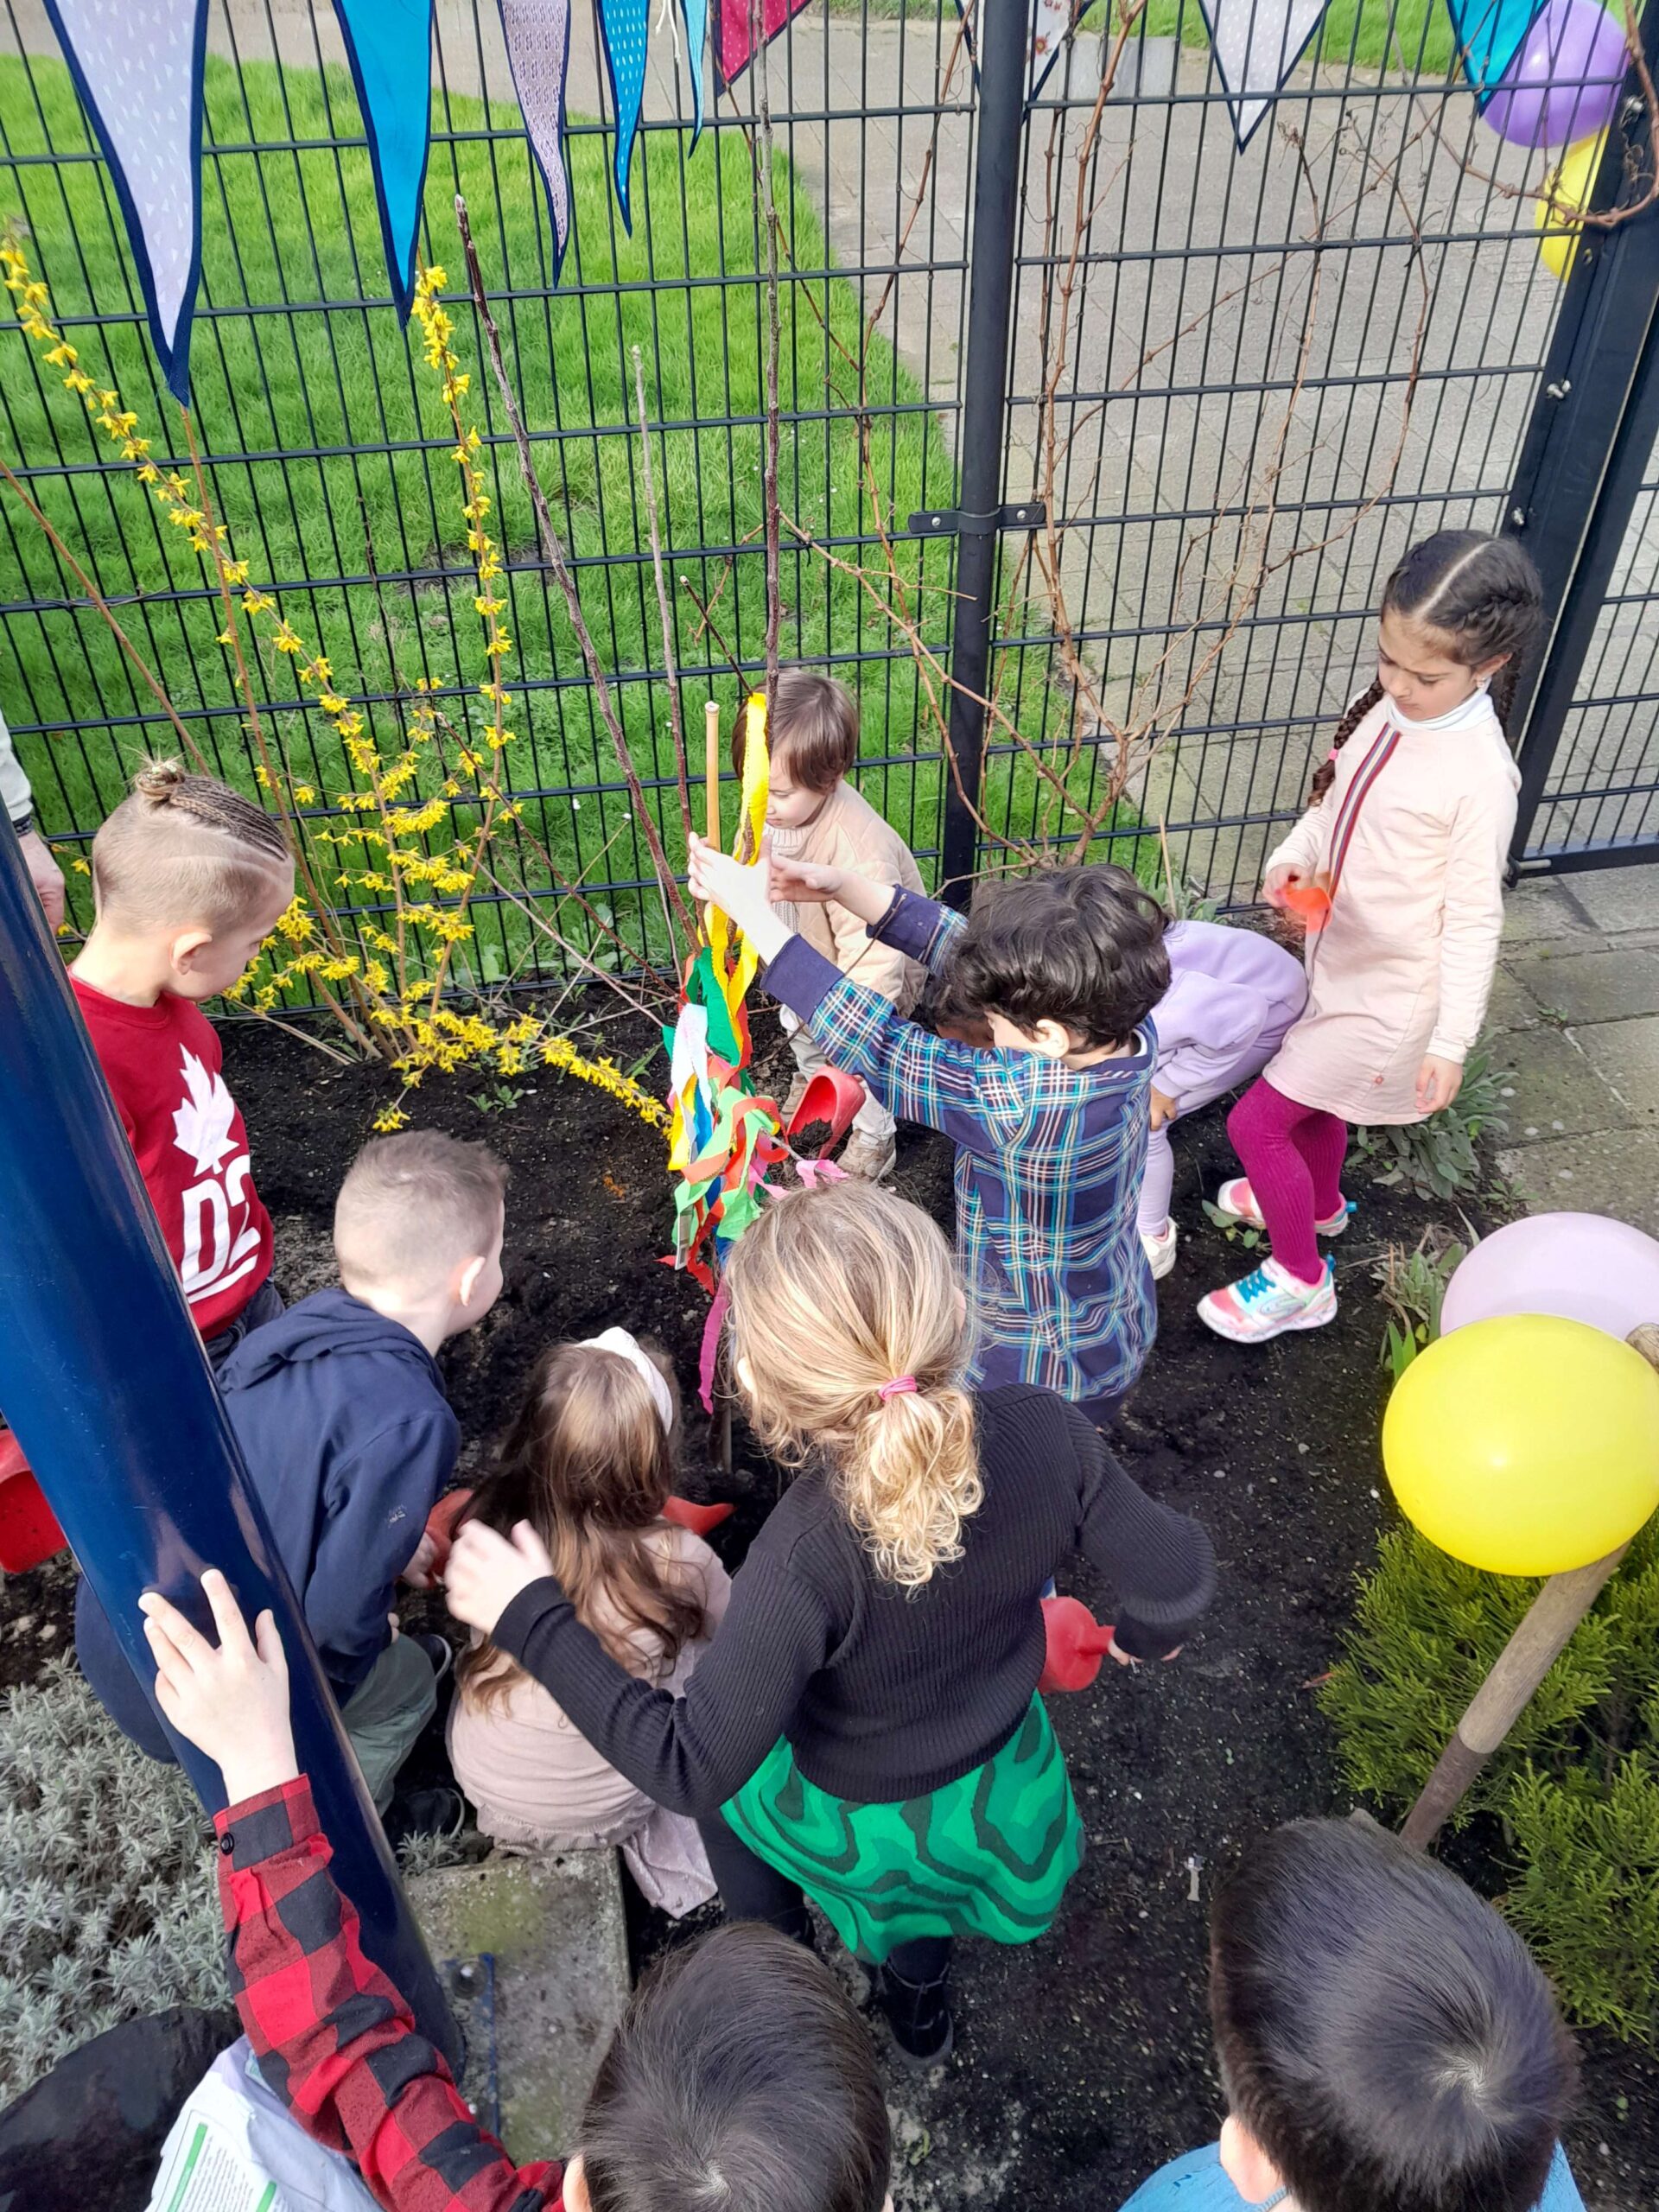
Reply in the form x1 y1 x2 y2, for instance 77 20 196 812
422 1485 734 1573
785 1066 867 1155
0 1429 67 1575
661 1496 735 1538
1039 1595 1118 1693
1279 880 1332 931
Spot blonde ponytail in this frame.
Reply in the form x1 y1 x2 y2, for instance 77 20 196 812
724 1181 981 1588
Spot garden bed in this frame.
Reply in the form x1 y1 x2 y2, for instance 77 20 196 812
2 1004 1656 2207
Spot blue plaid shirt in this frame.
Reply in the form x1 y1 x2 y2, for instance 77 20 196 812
764 887 1157 1402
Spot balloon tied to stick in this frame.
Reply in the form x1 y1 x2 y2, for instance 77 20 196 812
1382 1220 1659 1848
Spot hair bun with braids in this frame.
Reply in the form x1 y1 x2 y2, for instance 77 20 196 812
131 757 188 804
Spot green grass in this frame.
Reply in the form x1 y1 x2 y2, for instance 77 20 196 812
0 54 963 982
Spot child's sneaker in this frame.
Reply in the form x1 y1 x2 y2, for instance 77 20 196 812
1141 1218 1179 1281
1198 1257 1337 1343
1215 1177 1351 1239
839 1130 896 1181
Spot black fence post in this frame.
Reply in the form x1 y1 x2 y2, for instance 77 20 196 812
1505 0 1659 868
938 0 1029 908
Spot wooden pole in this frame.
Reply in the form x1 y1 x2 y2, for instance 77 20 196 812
1402 1322 1659 1852
704 699 721 849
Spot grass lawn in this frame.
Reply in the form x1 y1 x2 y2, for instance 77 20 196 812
0 54 966 984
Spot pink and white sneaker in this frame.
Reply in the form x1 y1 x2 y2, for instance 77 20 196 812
1215 1177 1352 1239
1198 1257 1338 1344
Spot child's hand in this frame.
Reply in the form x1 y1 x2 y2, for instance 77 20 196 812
1415 1054 1463 1115
141 1570 299 1805
1149 1084 1178 1130
1108 1631 1183 1667
446 1518 558 1636
769 855 848 906
1262 864 1303 911
402 1530 441 1590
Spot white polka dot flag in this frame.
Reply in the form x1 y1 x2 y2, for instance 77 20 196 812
1198 0 1337 147
955 0 1080 103
499 0 575 273
41 0 207 403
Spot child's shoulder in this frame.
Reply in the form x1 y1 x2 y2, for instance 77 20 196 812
823 780 924 880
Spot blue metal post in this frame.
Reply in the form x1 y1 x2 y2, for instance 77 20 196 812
0 816 461 2069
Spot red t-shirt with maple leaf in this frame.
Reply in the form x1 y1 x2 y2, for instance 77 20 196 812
71 978 274 1340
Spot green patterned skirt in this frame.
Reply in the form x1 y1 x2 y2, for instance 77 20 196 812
720 1698 1084 1961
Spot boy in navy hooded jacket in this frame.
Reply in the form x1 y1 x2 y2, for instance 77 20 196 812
75 1131 506 1815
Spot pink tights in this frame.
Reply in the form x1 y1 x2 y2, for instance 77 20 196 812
1225 1078 1347 1285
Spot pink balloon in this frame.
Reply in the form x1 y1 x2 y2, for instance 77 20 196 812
1482 0 1628 150
1441 1212 1659 1340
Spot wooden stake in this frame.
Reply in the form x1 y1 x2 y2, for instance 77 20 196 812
705 699 721 849
1402 1322 1659 1852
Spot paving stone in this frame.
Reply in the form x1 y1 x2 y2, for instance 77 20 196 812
1484 965 1541 1033
1496 1130 1659 1239
1575 1016 1659 1124
1501 877 1594 944
1558 868 1659 936
1492 1025 1630 1144
1507 948 1659 1027
410 1847 630 2166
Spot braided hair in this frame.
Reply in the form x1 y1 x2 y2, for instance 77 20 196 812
1310 532 1542 803
91 758 292 930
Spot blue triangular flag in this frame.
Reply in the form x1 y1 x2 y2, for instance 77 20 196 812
680 0 709 138
42 0 207 404
331 0 435 321
596 0 651 228
1444 0 1547 97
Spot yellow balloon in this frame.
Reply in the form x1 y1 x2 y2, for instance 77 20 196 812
1535 130 1608 283
1382 1315 1659 1576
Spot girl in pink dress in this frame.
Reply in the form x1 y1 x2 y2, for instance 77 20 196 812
1199 531 1543 1344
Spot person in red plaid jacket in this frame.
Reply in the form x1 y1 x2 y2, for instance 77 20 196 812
141 1571 894 2212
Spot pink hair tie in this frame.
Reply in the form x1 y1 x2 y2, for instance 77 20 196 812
1326 747 1339 760
877 1376 918 1402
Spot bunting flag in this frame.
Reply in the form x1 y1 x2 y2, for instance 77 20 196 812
41 0 207 404
664 692 786 1291
331 0 435 320
680 0 710 137
596 0 651 227
1444 0 1549 96
1198 0 1337 146
711 0 814 87
499 0 575 274
955 0 1083 104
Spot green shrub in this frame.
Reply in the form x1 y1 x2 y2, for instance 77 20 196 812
1353 1039 1512 1201
1320 1520 1659 2039
0 1662 224 2101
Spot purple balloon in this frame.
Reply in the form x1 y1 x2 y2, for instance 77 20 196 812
1441 1211 1659 1341
1483 0 1629 149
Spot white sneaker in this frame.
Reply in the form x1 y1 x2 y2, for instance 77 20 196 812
838 1130 897 1181
1215 1177 1352 1239
1141 1219 1178 1280
1198 1257 1338 1344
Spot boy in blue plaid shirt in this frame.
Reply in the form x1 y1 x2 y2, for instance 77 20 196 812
689 839 1170 1421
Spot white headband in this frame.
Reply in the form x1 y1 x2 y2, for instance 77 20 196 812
579 1326 674 1432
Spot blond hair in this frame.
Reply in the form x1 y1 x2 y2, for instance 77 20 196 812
334 1130 507 1294
725 1181 980 1588
90 759 292 931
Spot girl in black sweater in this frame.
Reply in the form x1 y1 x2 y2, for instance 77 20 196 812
447 1180 1217 2064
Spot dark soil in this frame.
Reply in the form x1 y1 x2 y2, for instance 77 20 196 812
3 1001 1654 2207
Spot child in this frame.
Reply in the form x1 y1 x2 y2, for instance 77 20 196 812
691 842 1170 1421
76 1128 505 1827
923 916 1307 1282
735 670 927 1180
142 1568 894 2212
1199 531 1543 1344
448 1328 731 1916
1117 1815 1585 2212
445 1179 1216 2065
69 760 293 1364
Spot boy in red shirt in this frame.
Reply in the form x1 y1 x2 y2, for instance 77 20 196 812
70 760 293 1364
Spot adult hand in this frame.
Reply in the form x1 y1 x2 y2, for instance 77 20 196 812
141 1569 299 1805
1149 1084 1178 1131
1261 863 1302 912
446 1518 557 1637
1415 1054 1463 1115
17 829 65 933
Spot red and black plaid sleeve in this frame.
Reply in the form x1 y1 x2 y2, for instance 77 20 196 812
215 1777 562 2212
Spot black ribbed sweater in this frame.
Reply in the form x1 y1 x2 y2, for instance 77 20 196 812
492 1384 1217 1813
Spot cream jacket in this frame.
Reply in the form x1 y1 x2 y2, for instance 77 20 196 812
1262 688 1517 1126
767 779 927 1011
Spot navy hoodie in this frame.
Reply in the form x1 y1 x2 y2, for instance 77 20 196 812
76 1288 459 1757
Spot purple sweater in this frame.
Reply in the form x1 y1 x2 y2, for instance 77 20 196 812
1154 921 1307 1107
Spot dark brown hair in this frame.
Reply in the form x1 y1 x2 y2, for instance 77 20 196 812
733 668 860 795
91 758 292 931
580 1923 890 2212
1211 1818 1578 2212
334 1130 507 1293
454 1338 706 1711
1312 531 1543 802
947 861 1170 1051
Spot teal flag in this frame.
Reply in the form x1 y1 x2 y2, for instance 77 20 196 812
332 0 435 320
1445 0 1544 94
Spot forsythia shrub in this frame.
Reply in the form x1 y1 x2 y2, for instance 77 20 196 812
1320 1518 1659 2040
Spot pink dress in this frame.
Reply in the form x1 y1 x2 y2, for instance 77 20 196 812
1262 689 1518 1126
448 1524 731 1916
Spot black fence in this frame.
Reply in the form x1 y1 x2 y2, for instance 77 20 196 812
1 0 1656 996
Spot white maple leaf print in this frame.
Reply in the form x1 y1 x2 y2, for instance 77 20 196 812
171 1046 238 1174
